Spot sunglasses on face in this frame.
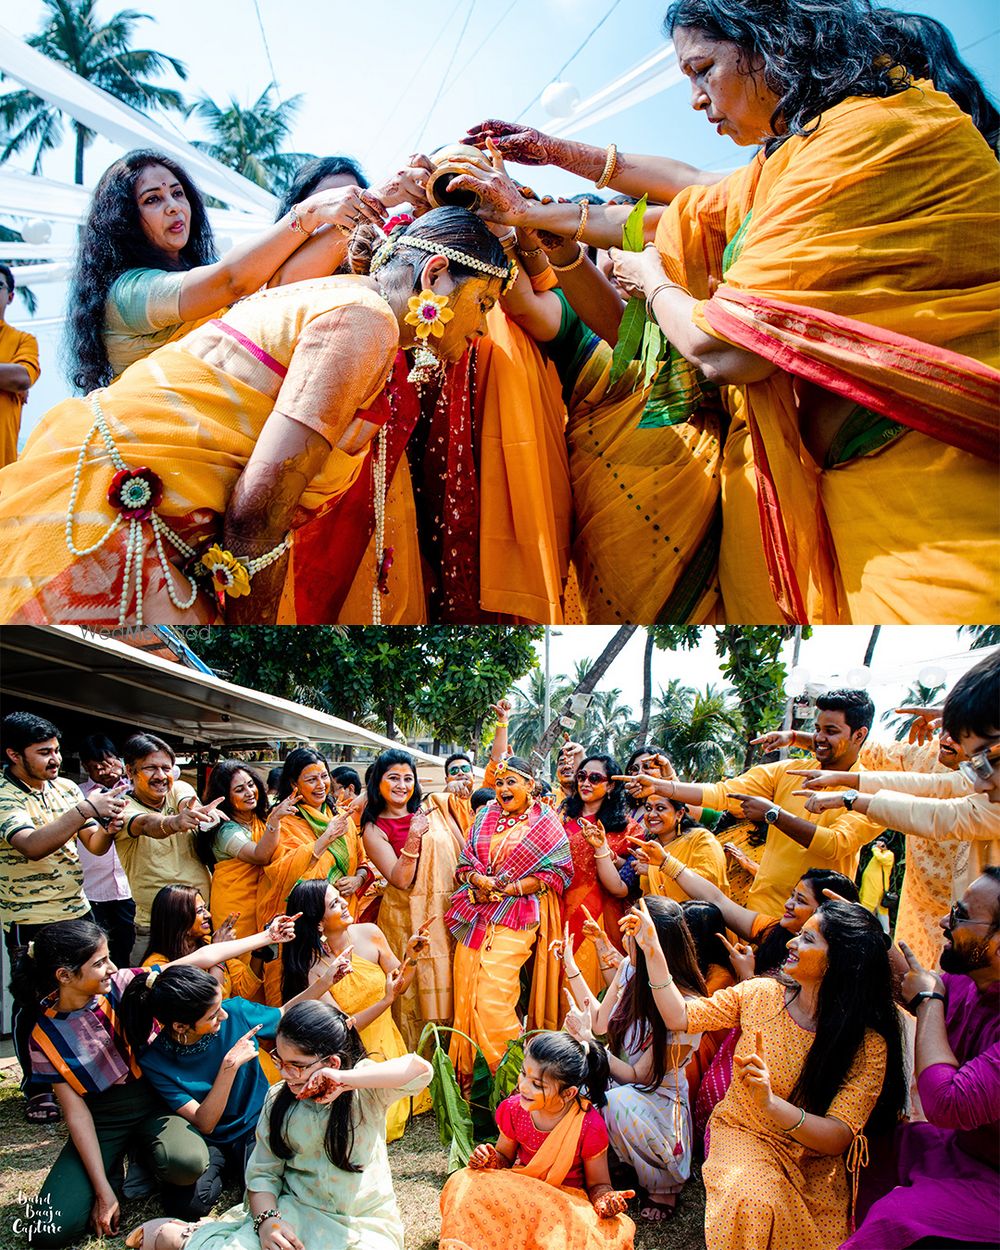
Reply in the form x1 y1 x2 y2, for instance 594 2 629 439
958 744 1000 785
947 901 994 930
576 770 608 785
447 763 472 775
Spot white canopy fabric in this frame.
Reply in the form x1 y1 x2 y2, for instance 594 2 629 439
546 46 684 138
0 23 277 214
0 625 447 763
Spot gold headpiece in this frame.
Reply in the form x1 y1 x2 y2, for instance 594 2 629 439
496 753 534 784
372 233 516 292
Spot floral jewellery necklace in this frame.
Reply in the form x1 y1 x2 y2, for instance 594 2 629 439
64 393 289 625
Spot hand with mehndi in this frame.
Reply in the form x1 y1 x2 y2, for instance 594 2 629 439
619 897 658 955
592 1189 635 1219
580 819 608 851
463 118 557 166
266 913 300 944
469 1142 507 1170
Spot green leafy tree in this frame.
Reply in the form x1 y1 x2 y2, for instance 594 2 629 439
0 0 187 184
882 680 946 742
507 668 573 758
188 85 315 195
183 626 539 754
580 687 633 759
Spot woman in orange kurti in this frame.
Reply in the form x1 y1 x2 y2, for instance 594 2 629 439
627 896 906 1250
559 755 633 1002
257 748 370 1006
196 761 287 942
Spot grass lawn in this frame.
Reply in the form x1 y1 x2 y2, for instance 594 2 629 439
0 1071 706 1249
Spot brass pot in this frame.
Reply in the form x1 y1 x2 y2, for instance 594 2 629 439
425 144 492 211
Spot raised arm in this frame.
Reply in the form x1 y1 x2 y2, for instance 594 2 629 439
628 836 759 940
8 784 125 860
462 120 725 204
176 185 385 319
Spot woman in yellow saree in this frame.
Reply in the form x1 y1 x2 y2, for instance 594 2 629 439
445 757 573 1087
257 749 370 1006
0 209 512 625
361 749 459 1049
282 879 431 1142
460 3 999 624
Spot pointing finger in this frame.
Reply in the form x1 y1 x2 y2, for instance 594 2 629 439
755 1030 764 1057
898 941 923 971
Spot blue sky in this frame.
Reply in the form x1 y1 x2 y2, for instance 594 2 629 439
4 0 999 423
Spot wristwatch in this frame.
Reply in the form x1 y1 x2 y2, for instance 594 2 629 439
764 805 781 824
909 990 946 1011
842 789 860 811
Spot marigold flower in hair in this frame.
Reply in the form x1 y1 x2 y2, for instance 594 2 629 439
405 289 454 339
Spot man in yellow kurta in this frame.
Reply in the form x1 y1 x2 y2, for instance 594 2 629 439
624 691 884 916
0 265 40 470
765 723 967 971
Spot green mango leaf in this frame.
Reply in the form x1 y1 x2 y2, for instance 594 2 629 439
621 193 648 253
608 296 647 385
490 1034 526 1111
423 1025 476 1172
470 1050 498 1144
640 317 668 389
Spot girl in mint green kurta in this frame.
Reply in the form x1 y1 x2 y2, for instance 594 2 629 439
126 1005 433 1250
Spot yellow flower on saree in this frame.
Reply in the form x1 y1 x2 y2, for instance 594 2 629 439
199 544 252 598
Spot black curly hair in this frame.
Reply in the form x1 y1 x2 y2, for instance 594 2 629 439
67 149 217 394
664 0 909 154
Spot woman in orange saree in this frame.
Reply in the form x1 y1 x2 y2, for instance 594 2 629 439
459 5 999 624
0 209 512 626
257 749 370 1006
558 756 633 1003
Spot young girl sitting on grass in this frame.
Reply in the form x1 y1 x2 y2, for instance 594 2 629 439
125 1000 432 1250
439 1030 636 1250
117 946 353 1219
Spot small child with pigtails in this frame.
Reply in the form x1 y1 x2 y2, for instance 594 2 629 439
439 1030 635 1249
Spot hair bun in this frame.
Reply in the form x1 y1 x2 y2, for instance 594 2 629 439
348 222 385 276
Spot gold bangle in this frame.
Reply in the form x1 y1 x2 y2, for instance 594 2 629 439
551 246 587 273
595 143 619 190
289 204 313 236
662 853 685 880
399 848 419 860
594 850 612 860
518 245 544 259
572 200 590 243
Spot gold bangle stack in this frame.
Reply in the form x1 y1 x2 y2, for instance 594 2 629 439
595 143 619 190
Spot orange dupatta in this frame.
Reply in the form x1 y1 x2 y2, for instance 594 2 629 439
513 1099 589 1189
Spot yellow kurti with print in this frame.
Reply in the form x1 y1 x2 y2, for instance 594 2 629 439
687 978 885 1250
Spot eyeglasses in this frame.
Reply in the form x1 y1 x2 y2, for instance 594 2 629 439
272 1053 328 1078
958 744 1000 786
576 770 608 785
947 901 994 931
447 763 472 775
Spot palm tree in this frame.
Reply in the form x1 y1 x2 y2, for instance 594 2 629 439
649 680 744 781
959 626 1000 650
882 680 946 742
507 668 572 758
0 0 187 184
581 688 633 759
188 85 315 195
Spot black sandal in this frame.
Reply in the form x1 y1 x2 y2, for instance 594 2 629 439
25 1092 61 1123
